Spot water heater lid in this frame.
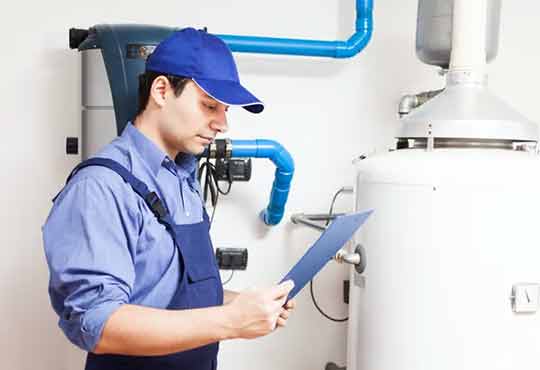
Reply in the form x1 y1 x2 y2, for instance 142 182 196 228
398 81 538 142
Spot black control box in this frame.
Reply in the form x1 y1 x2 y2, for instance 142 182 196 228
215 158 252 182
66 137 79 155
215 248 248 270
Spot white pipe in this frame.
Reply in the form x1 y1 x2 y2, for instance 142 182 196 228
449 0 488 74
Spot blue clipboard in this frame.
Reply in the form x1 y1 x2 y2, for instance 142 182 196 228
280 210 373 300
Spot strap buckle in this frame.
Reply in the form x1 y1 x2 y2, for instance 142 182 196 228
145 192 168 219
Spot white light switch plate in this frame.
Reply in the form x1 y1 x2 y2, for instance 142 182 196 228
511 283 540 313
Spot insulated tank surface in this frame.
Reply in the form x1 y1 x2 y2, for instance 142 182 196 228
347 148 540 370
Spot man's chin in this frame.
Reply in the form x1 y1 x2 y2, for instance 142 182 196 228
177 141 208 156
187 144 207 156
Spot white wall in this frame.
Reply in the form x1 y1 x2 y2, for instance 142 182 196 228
0 0 537 369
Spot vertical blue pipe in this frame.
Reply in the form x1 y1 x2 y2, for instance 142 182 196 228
231 140 294 225
217 0 373 58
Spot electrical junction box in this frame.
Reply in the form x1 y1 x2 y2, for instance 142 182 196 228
215 158 252 182
215 248 248 270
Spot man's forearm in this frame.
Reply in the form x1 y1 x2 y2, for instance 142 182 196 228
223 289 239 305
94 304 236 356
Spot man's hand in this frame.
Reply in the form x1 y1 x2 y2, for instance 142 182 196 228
276 298 296 329
224 280 295 339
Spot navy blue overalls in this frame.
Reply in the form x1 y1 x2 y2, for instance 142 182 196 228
62 158 224 370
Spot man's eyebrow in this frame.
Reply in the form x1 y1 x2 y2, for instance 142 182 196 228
201 94 217 101
200 94 229 109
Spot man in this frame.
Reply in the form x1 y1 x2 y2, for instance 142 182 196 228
43 27 295 370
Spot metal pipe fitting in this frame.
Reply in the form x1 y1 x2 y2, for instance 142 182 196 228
398 89 443 117
334 249 361 265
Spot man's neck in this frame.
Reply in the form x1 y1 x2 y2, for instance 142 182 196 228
133 113 178 159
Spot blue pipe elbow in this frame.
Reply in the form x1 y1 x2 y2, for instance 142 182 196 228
231 140 294 226
217 0 373 59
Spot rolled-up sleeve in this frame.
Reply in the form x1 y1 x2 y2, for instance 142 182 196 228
43 172 140 351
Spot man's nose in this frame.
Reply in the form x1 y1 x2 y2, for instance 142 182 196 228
211 112 228 134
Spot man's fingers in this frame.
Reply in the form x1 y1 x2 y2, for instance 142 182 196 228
276 317 287 328
284 299 296 310
279 309 290 320
267 280 295 300
271 295 289 312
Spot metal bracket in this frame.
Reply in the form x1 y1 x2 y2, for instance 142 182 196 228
290 213 346 232
426 123 434 152
290 187 353 232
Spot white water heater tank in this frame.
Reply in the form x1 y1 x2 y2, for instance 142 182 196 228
347 147 540 370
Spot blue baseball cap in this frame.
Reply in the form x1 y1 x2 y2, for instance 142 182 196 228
146 27 264 114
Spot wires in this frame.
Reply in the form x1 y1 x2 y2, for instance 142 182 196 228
198 155 235 286
325 186 351 226
221 270 235 285
310 186 352 322
197 154 232 227
310 280 348 322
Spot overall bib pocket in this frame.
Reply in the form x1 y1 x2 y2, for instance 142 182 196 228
180 240 222 309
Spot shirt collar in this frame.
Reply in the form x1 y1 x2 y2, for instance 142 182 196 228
122 122 198 178
174 152 198 180
123 122 167 176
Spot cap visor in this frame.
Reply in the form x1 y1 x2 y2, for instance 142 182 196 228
193 78 264 114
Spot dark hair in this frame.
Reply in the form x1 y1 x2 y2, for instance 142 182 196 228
136 71 190 116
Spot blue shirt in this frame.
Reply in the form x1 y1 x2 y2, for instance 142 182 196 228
43 123 204 352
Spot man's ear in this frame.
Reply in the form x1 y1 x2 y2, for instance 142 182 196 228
149 76 170 107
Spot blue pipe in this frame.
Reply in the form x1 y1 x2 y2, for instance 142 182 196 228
231 140 294 225
217 0 373 58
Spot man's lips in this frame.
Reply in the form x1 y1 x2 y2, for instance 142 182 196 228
197 135 214 144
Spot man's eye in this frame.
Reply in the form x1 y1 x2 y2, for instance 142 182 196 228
204 103 217 111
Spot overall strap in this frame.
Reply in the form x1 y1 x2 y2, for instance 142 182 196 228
54 158 175 227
